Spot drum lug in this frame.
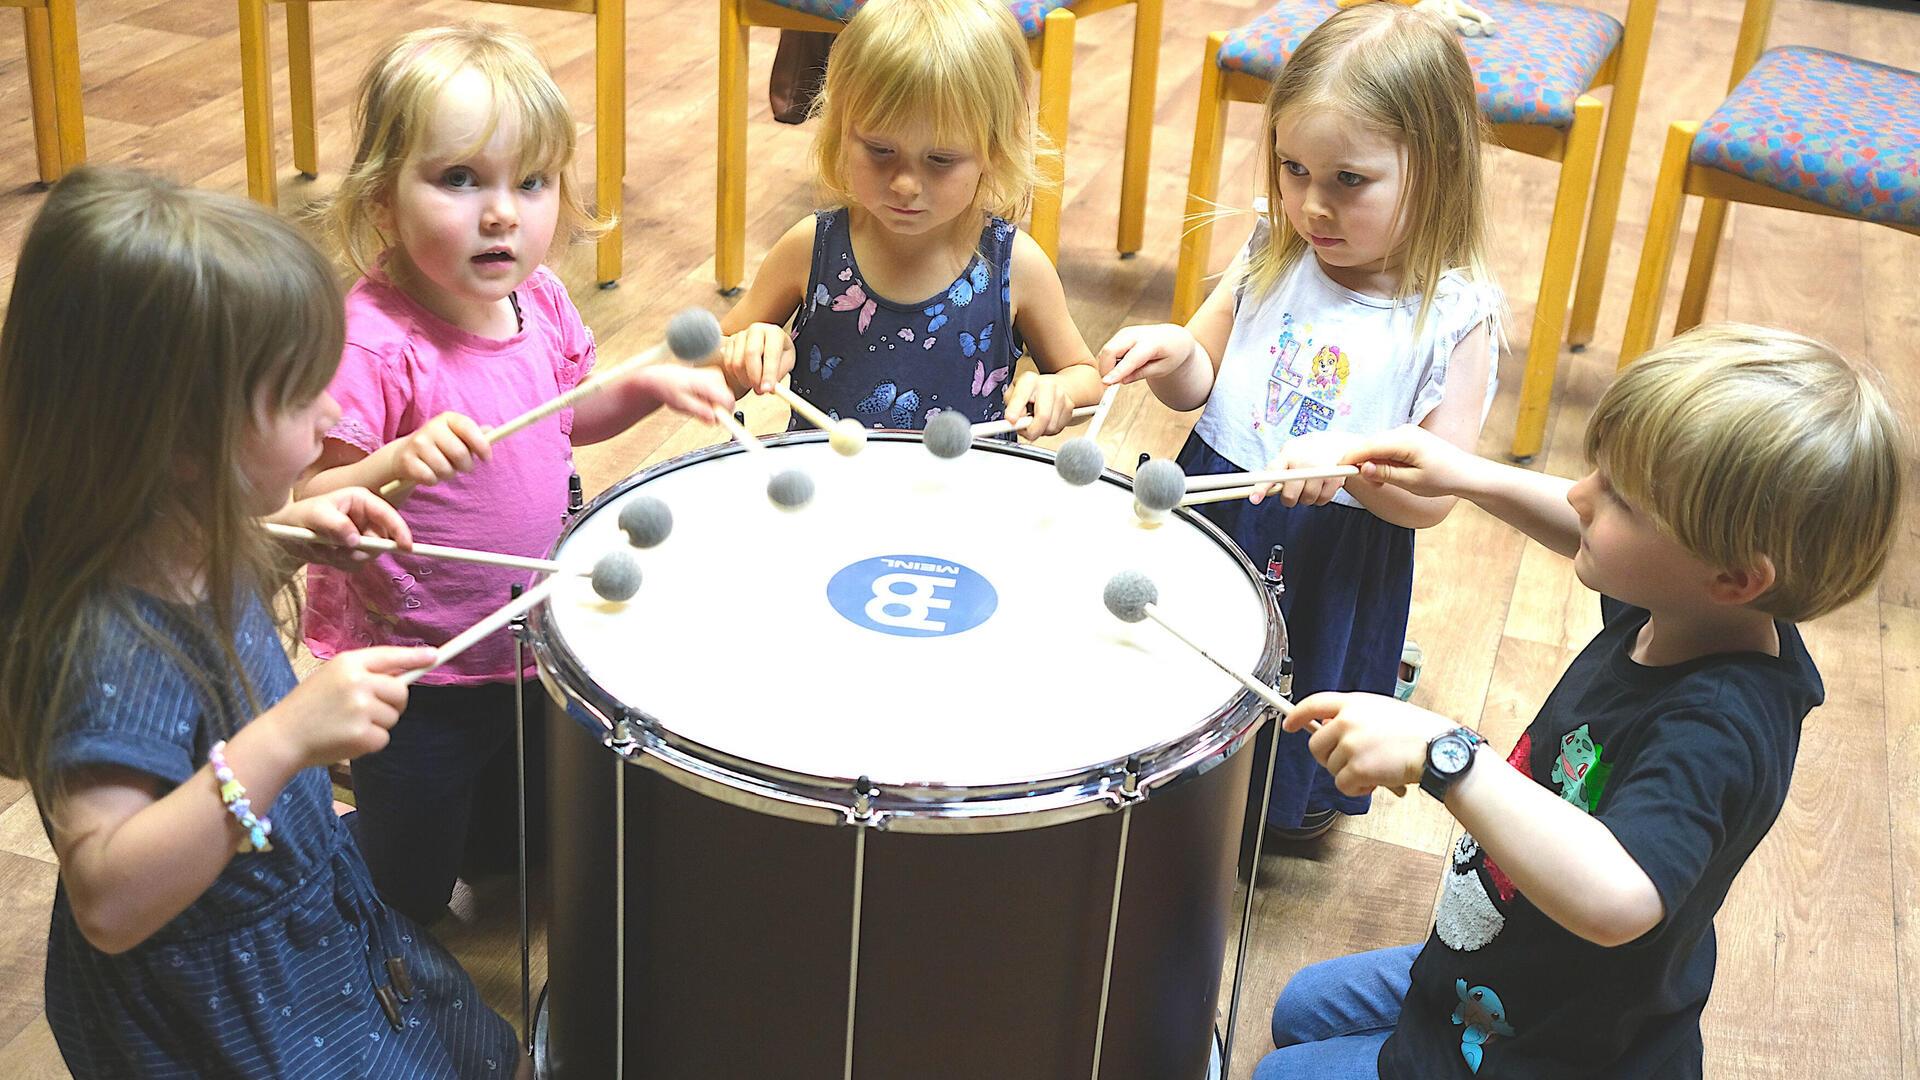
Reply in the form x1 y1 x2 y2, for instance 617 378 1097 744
1275 655 1294 702
845 774 886 828
1109 755 1146 807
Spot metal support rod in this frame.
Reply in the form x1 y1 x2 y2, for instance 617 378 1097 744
510 586 532 1060
1223 696 1285 1080
1090 792 1136 1080
842 782 873 1080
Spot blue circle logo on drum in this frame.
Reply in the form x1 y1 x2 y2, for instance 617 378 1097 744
827 554 998 637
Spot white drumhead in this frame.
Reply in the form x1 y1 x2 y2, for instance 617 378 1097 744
542 437 1274 788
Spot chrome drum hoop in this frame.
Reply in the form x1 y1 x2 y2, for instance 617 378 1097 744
524 431 1286 835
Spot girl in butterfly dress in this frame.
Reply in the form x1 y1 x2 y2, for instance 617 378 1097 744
1099 4 1504 839
718 0 1104 434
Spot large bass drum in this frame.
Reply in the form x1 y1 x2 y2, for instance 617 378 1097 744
528 432 1284 1079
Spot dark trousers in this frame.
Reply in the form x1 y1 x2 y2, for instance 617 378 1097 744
352 679 549 926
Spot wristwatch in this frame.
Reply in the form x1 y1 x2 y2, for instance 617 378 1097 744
1420 727 1484 802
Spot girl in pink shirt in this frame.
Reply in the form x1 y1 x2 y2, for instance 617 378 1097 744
296 25 730 924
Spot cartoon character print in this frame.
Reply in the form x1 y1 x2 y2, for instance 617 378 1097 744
1452 979 1516 1074
1289 396 1336 437
1304 344 1349 402
1550 724 1613 813
1435 832 1506 952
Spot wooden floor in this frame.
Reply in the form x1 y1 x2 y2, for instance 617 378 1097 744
0 0 1914 1076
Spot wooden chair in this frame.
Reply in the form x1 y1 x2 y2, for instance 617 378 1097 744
1620 0 1919 364
7 0 83 183
236 0 627 285
716 0 1163 293
1172 0 1656 461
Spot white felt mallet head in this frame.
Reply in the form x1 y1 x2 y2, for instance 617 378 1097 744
1102 570 1159 624
768 468 815 511
617 496 673 549
590 551 643 602
1055 438 1106 486
665 307 724 363
923 410 974 460
1132 459 1187 523
829 418 869 456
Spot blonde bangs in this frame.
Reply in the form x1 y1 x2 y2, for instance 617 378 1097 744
1242 3 1493 333
1587 325 1905 622
321 23 606 277
813 0 1044 224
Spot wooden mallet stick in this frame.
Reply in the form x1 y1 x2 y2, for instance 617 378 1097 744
400 574 564 686
1102 570 1406 797
970 404 1097 439
1177 467 1359 507
264 523 562 574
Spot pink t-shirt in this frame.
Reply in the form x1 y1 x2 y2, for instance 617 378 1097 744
304 266 594 684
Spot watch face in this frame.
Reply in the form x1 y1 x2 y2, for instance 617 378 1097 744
1433 735 1473 774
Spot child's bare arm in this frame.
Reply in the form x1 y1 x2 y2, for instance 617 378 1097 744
296 415 491 506
1339 323 1494 529
1098 254 1238 413
1004 232 1102 436
719 217 815 397
1346 425 1582 556
52 647 429 954
1285 693 1665 948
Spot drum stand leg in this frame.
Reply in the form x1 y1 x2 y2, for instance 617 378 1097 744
1222 693 1285 1080
511 587 533 1060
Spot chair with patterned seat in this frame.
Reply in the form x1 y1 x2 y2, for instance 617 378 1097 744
717 0 1163 292
1173 0 1656 461
236 0 627 284
1619 0 1919 364
6 0 84 183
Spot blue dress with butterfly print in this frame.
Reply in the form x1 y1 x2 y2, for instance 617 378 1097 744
788 209 1020 431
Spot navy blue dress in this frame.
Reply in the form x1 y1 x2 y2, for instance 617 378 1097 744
787 209 1021 431
44 593 517 1078
1176 436 1414 827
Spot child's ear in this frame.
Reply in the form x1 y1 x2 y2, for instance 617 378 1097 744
369 185 395 234
1708 555 1777 607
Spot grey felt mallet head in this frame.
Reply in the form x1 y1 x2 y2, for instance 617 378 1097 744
1102 570 1158 624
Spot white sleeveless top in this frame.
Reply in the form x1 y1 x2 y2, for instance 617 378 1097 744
1192 218 1502 509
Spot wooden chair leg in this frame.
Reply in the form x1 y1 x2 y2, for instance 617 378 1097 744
1673 196 1728 336
1618 122 1696 367
1029 7 1074 263
1116 0 1161 256
1566 0 1653 349
46 0 83 173
716 0 749 293
23 7 59 184
238 0 278 206
1171 32 1229 323
287 0 317 179
595 0 625 285
1510 95 1603 463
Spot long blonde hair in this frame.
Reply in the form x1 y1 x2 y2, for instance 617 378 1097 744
320 23 606 277
1246 2 1493 331
811 0 1052 226
0 167 344 808
1587 324 1904 622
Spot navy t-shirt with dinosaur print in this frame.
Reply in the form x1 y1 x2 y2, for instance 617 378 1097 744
1379 597 1821 1078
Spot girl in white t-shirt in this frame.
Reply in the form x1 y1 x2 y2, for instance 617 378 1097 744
1100 3 1502 838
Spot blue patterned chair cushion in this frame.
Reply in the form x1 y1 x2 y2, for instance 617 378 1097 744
764 0 1075 37
1690 46 1919 227
1216 0 1621 129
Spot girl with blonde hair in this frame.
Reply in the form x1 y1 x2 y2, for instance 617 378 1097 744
297 23 732 924
718 0 1103 436
0 165 521 1077
1099 2 1505 838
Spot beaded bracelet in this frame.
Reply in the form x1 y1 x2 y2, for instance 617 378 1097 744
209 741 274 853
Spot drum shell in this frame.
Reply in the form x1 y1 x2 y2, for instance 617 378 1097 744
543 703 1254 1080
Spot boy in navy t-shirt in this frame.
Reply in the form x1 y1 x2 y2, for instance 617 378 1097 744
1252 324 1904 1079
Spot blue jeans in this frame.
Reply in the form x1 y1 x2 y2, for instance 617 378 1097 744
1251 944 1421 1080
